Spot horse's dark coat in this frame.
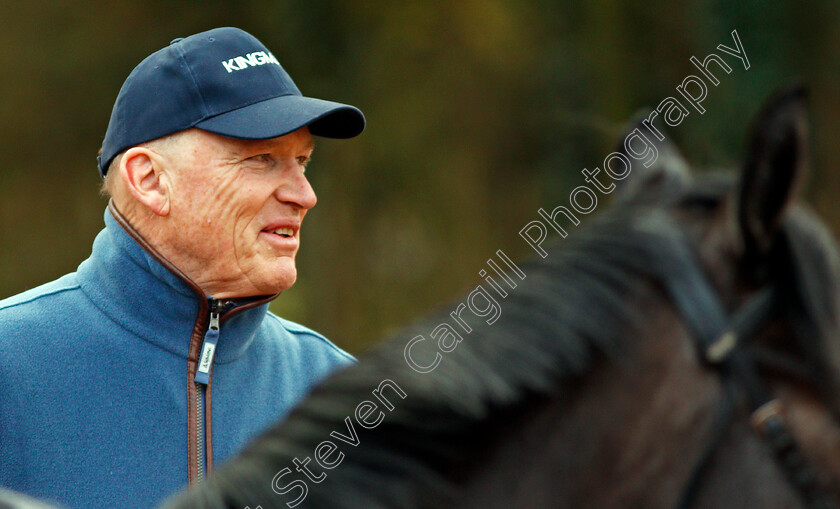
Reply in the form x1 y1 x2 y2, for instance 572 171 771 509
163 86 840 509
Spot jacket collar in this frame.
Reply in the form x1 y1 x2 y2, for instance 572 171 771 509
75 202 278 362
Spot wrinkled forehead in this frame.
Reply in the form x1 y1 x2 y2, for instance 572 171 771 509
165 126 315 162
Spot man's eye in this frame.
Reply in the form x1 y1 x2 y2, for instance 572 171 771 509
296 155 310 167
249 154 271 163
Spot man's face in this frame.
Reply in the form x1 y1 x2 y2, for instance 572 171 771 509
161 127 317 298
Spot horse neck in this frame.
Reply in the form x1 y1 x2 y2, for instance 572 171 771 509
448 285 726 509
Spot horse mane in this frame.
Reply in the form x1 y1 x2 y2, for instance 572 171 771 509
164 174 840 509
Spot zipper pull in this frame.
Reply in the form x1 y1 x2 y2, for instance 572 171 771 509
195 307 221 385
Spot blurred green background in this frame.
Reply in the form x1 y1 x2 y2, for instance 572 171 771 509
1 0 838 354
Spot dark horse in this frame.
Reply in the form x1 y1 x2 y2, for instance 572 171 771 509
162 86 840 509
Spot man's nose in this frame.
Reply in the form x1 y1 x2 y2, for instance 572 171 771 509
277 171 317 210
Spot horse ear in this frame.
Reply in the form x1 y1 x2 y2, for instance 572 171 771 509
614 112 691 204
733 84 809 259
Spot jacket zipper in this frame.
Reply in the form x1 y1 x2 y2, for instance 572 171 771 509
193 299 224 483
105 202 282 486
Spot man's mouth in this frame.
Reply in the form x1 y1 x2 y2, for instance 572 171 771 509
265 227 294 238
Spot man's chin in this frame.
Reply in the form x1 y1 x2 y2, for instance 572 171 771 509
271 276 297 294
265 265 298 294
238 258 298 296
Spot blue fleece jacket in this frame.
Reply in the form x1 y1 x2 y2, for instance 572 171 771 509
0 207 353 508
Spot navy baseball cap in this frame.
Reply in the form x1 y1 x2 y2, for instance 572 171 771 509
98 27 365 177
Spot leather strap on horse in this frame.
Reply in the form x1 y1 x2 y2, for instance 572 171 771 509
649 223 840 509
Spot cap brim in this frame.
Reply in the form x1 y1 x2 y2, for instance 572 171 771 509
195 94 365 140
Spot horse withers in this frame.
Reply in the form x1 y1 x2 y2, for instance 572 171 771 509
161 85 840 509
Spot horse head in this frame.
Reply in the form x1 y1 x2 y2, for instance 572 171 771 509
163 85 840 509
606 84 840 508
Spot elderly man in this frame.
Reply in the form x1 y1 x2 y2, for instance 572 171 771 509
0 27 363 508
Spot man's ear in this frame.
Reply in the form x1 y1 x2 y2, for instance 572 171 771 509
118 147 172 216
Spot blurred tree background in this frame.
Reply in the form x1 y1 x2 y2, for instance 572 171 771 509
1 0 838 354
